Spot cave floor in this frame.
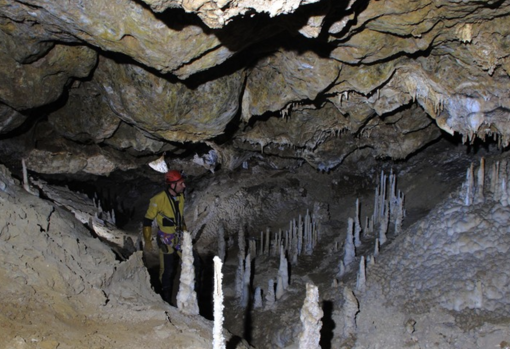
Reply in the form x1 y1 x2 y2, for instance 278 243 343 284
134 137 494 348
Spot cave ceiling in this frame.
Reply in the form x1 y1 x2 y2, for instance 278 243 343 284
0 0 509 177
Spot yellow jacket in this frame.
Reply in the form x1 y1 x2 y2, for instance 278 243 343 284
144 191 185 253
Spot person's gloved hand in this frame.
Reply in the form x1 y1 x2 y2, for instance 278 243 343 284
142 226 153 252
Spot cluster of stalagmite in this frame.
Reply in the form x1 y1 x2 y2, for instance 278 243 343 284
340 170 405 279
232 208 321 308
462 157 510 208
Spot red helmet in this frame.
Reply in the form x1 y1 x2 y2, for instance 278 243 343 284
165 170 183 184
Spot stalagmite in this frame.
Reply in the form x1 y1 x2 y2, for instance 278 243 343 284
213 256 226 349
374 238 380 257
342 287 359 339
356 256 366 293
394 191 404 235
276 275 284 300
354 199 362 247
304 209 313 255
254 287 262 308
378 202 389 246
278 245 289 290
298 215 303 255
337 260 345 278
249 239 257 258
235 253 244 299
343 218 355 266
241 253 251 307
238 228 246 257
298 283 323 349
476 158 485 203
265 227 270 255
235 228 246 299
265 279 275 308
464 163 475 206
491 161 499 198
177 231 199 316
218 225 226 262
291 227 298 265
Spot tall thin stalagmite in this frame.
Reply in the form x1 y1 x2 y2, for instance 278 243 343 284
177 231 199 315
213 256 226 349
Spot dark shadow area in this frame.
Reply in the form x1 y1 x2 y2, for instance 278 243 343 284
198 252 216 320
320 300 335 349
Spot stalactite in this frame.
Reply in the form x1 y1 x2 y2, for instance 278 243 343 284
354 198 362 247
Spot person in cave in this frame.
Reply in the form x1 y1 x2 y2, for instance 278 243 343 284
142 170 202 306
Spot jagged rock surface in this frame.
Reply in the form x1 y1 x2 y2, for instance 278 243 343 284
0 0 509 175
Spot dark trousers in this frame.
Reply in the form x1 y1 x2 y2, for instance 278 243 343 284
160 251 178 303
159 249 203 304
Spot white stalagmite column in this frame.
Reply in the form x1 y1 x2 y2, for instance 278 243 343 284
394 191 405 235
378 201 389 246
249 239 257 259
212 256 226 349
276 274 284 300
374 238 380 257
254 287 263 308
501 161 509 206
238 228 246 256
465 163 475 206
291 228 298 265
265 279 275 309
241 253 251 307
356 256 366 293
265 228 270 255
298 283 323 349
337 260 345 278
342 287 359 339
298 216 303 255
343 218 355 266
491 161 500 199
278 245 289 290
177 231 199 316
354 199 362 247
476 157 485 203
235 253 245 299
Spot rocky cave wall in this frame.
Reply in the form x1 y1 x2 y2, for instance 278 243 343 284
0 0 509 181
